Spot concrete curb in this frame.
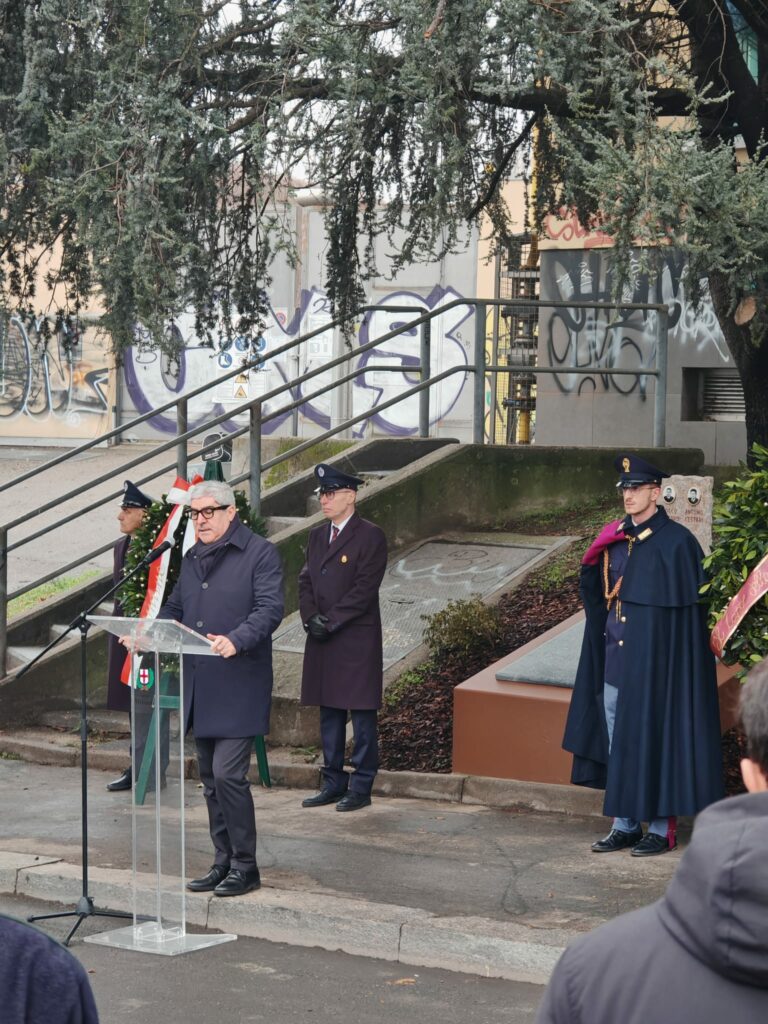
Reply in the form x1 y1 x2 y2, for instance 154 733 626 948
6 853 568 983
0 734 605 817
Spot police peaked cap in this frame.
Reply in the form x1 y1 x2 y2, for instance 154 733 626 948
120 479 154 508
313 463 364 493
614 454 669 488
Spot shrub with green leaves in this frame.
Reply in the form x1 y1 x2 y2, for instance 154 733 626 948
422 595 504 666
702 443 768 670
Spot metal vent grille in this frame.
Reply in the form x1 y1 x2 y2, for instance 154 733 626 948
702 369 745 420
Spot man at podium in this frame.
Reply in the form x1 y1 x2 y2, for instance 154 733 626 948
159 481 284 897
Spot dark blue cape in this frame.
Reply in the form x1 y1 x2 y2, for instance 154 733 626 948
563 507 724 820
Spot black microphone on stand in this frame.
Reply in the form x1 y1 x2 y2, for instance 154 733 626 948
141 539 174 565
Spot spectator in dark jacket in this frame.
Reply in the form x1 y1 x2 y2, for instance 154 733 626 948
0 914 99 1023
535 656 768 1024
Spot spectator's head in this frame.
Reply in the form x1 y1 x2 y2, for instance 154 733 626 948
188 481 237 544
739 657 768 792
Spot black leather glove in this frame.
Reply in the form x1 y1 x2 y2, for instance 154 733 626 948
306 613 331 642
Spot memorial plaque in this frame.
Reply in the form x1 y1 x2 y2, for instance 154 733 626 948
660 475 713 554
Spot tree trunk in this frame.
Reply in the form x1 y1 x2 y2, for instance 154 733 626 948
708 271 768 463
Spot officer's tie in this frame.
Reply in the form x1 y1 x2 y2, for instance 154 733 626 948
330 524 339 545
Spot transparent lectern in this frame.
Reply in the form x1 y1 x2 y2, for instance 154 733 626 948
84 615 237 955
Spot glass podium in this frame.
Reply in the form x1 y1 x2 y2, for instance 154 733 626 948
84 615 237 955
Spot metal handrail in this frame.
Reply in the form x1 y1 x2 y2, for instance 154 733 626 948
0 294 669 675
0 304 425 495
4 365 417 557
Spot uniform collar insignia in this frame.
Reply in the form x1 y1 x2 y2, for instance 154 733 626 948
636 527 653 541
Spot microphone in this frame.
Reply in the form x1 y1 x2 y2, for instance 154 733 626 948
142 539 174 565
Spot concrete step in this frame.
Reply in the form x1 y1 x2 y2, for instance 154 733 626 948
0 725 604 815
5 645 45 669
265 515 303 537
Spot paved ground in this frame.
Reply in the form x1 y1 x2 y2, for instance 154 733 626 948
0 756 683 986
2 892 544 1024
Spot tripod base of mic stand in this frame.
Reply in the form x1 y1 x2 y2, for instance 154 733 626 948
29 895 133 946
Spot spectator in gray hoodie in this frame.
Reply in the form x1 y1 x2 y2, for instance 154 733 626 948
535 656 768 1024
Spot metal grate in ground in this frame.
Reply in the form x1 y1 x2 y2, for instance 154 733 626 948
273 539 545 668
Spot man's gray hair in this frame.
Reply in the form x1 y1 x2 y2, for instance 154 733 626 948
189 481 236 507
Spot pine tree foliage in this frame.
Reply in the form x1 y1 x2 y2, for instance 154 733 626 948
1 1 766 446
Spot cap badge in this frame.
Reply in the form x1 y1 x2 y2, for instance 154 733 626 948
622 457 630 472
318 466 325 477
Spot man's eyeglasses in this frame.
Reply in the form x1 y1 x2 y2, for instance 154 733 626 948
189 505 230 521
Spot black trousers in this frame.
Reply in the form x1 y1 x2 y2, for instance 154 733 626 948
319 707 378 796
195 736 256 872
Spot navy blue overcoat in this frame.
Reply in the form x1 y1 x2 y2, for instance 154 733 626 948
159 519 284 738
563 507 724 820
299 512 388 710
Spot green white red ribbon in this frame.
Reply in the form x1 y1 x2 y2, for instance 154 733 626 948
121 473 202 686
710 551 768 659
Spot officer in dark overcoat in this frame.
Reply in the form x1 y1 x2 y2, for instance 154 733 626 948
299 464 388 812
563 454 723 856
158 480 284 896
105 480 153 792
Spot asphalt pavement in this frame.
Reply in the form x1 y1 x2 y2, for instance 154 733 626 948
2 892 544 1024
0 755 682 988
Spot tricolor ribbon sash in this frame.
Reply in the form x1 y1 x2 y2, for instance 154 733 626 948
121 474 203 686
710 551 768 659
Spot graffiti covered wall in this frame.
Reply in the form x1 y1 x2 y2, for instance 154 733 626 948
534 248 747 464
120 285 475 443
0 318 111 442
1 200 481 447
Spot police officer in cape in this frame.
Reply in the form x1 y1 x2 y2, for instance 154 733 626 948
105 479 154 792
563 454 723 856
299 464 388 812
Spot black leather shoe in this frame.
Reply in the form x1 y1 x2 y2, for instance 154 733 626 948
631 832 676 857
213 867 261 897
591 828 643 853
106 767 132 792
302 788 346 808
186 864 230 892
336 792 372 812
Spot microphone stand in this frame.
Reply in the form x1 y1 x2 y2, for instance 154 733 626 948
18 550 163 944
